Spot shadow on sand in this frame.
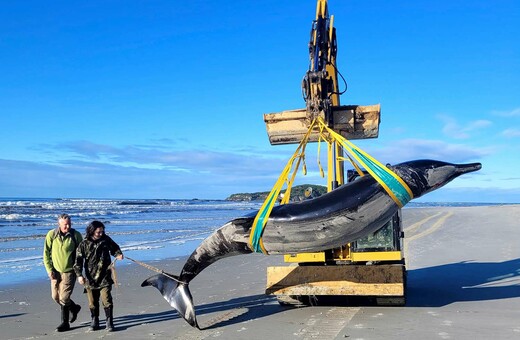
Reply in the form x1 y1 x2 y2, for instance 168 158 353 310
406 258 520 307
0 313 25 319
112 294 282 330
111 258 520 330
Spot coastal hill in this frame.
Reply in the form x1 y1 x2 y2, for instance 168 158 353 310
226 184 327 202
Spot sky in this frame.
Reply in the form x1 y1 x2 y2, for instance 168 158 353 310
1 0 519 202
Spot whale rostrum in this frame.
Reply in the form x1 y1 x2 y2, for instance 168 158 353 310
142 159 482 328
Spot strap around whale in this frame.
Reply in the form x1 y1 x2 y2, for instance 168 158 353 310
248 118 317 254
317 118 414 208
249 117 414 254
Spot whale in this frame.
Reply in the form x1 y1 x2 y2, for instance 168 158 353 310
141 159 482 328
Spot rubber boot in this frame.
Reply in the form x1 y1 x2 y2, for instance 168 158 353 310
104 307 114 332
56 305 70 332
69 300 81 323
88 307 100 331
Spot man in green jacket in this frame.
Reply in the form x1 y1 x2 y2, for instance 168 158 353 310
43 213 83 332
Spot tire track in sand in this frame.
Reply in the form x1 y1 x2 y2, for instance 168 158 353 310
181 308 249 339
404 212 443 235
404 211 453 255
295 307 360 339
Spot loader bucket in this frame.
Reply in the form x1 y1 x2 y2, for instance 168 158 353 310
264 104 381 145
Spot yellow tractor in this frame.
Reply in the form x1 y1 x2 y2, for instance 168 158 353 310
263 0 406 306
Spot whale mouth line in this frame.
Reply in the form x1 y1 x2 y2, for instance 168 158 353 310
456 163 482 175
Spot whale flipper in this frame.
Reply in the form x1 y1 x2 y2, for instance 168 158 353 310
141 274 199 329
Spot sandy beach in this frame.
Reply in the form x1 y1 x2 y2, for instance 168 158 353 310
1 205 519 339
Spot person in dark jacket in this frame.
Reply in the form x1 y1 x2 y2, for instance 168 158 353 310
74 220 123 331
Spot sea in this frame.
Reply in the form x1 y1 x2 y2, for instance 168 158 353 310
0 197 507 287
0 197 262 287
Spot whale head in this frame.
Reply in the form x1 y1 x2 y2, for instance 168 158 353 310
391 159 482 199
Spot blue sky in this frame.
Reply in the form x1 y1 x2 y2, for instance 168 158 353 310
1 0 519 202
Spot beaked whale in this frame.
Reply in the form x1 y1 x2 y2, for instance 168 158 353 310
141 159 482 328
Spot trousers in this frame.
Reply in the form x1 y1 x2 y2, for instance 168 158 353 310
86 285 113 310
50 271 76 306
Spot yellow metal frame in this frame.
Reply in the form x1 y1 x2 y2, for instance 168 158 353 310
284 0 400 265
284 252 326 263
266 265 406 297
284 250 403 264
350 251 403 262
261 0 399 265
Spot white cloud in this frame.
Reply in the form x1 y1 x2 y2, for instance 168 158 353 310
0 133 506 200
42 140 286 176
364 138 489 165
438 115 468 139
501 128 520 138
437 115 492 139
466 119 492 130
492 107 520 117
0 157 279 199
0 135 514 202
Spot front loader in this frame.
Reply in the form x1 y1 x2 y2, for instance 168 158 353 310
263 0 406 306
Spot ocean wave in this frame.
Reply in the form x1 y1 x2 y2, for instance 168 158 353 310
0 246 39 253
0 234 47 242
120 231 210 248
0 226 214 243
0 255 42 264
118 201 160 206
109 228 213 237
106 217 223 225
121 245 164 251
169 237 205 244
1 214 23 220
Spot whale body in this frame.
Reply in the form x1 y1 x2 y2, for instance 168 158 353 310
142 159 482 328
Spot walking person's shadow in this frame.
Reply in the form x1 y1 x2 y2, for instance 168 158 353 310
112 294 280 330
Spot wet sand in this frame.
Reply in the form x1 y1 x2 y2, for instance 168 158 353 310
1 205 519 339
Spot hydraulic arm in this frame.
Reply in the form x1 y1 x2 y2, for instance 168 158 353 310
302 0 341 126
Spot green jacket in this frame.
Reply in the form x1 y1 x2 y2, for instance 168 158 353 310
43 228 83 274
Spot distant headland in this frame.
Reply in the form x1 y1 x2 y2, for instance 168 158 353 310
226 184 327 202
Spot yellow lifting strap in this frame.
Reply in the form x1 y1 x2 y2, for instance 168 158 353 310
316 118 414 207
248 116 414 254
248 118 317 254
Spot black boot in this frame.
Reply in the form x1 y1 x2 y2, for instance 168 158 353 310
56 305 70 332
88 307 100 331
104 307 114 332
69 300 81 323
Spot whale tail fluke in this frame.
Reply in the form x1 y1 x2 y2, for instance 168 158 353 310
141 274 199 329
